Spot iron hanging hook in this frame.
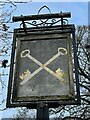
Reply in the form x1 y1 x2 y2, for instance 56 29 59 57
38 5 51 15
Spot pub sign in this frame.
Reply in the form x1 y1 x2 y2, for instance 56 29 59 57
6 24 79 108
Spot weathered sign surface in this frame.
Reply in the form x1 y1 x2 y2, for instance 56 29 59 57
12 27 75 102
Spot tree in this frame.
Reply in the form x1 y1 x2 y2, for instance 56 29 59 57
13 108 36 119
0 0 32 112
0 1 16 111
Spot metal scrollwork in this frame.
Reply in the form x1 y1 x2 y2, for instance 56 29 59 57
19 5 69 28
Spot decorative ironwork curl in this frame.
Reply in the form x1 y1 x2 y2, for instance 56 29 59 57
19 6 69 28
20 18 68 28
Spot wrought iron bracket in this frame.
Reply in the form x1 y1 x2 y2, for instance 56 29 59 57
12 6 71 31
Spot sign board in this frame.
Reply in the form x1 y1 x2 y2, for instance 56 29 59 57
7 25 78 108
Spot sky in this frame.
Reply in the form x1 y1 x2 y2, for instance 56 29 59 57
0 1 88 119
0 0 90 2
11 2 88 25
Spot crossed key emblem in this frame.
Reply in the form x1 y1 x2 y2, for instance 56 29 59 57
19 47 67 85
